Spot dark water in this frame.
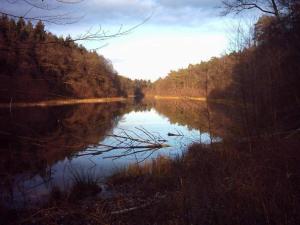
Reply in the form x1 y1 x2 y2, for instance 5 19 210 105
0 99 226 208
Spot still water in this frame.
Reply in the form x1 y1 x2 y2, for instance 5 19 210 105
0 99 219 207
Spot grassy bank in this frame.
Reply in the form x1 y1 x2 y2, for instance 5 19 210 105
0 97 127 108
150 95 206 101
107 134 300 225
147 96 238 106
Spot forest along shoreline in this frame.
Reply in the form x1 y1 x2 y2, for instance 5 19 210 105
0 96 206 108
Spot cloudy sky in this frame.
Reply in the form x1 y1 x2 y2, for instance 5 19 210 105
1 0 252 80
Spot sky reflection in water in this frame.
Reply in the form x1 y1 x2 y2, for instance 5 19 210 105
0 101 214 207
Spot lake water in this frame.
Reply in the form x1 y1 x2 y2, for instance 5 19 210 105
0 99 224 208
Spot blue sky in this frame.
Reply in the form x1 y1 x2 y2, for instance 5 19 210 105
1 0 256 80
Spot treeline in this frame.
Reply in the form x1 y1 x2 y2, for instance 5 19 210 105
148 6 300 135
118 76 151 98
0 16 138 102
146 54 237 97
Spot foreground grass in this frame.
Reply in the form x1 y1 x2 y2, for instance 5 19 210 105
108 135 300 225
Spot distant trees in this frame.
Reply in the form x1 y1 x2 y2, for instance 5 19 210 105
0 17 132 101
146 55 237 98
117 76 151 98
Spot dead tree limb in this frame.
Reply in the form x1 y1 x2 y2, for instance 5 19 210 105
76 128 171 161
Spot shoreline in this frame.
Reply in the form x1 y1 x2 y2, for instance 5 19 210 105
0 96 238 109
149 95 206 101
0 97 127 108
0 95 207 109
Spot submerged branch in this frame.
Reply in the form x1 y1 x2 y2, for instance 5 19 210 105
76 128 171 161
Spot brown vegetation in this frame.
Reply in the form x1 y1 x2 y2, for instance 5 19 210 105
106 133 300 225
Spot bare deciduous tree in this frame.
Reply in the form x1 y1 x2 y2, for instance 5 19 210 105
222 0 296 18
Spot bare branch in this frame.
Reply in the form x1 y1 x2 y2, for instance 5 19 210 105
76 128 171 162
221 0 280 17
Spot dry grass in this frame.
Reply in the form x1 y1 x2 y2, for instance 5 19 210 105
109 156 183 195
107 135 300 225
152 95 206 101
0 97 127 108
183 138 299 225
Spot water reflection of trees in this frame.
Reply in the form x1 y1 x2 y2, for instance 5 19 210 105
0 102 127 200
143 99 236 139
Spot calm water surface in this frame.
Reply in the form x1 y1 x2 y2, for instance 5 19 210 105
0 99 220 207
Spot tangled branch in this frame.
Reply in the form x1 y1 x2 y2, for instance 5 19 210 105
76 127 170 163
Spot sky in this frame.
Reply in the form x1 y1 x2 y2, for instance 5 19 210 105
0 0 250 80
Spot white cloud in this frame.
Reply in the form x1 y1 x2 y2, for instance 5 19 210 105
98 26 228 80
59 0 224 25
158 0 221 9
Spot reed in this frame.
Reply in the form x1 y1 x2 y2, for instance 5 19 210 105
68 167 102 201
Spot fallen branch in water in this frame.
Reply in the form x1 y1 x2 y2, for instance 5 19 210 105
78 143 170 157
76 127 171 161
167 129 184 137
107 134 167 145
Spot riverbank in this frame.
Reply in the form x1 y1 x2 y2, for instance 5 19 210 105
0 95 203 109
0 97 127 108
4 132 298 225
151 95 206 101
0 96 243 110
107 134 300 225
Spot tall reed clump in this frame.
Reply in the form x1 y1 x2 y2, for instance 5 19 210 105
48 167 102 204
68 167 102 201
